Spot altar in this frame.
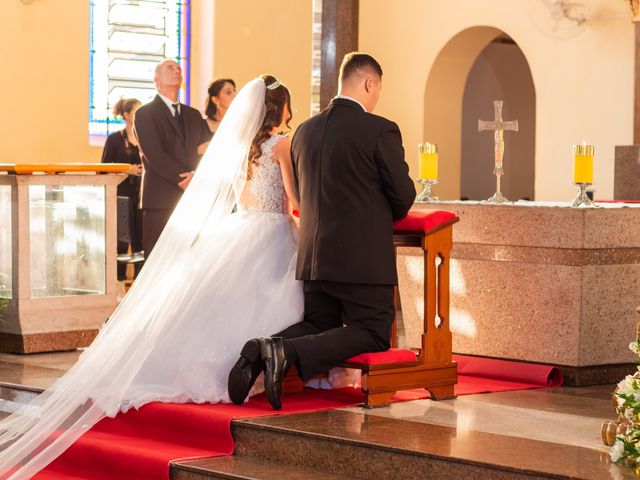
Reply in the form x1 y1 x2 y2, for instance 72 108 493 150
397 200 640 385
0 164 128 353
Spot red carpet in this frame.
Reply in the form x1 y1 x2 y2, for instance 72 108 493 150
34 355 562 480
453 354 563 394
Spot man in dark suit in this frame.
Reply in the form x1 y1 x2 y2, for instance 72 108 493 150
228 52 416 409
134 59 211 257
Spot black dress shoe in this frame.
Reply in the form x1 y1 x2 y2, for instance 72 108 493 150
228 338 263 405
260 337 290 410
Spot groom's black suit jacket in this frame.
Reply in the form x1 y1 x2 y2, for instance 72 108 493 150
291 97 416 285
135 95 211 210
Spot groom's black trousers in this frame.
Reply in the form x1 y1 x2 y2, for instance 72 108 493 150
275 280 395 381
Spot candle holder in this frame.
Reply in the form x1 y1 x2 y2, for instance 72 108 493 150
415 142 439 203
570 183 596 207
570 143 598 208
415 178 439 202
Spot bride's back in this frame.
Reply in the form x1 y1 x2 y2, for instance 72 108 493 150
239 134 287 214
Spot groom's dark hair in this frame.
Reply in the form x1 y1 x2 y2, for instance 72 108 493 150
339 52 383 83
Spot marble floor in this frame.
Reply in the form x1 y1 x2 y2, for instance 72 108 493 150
343 386 615 450
0 350 81 391
221 385 629 480
0 350 633 479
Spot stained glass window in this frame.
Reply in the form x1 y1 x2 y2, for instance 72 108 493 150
89 0 190 138
310 0 322 115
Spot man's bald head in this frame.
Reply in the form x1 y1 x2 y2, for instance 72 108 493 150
154 59 182 91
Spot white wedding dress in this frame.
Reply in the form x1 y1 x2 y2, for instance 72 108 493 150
123 134 303 408
0 78 303 479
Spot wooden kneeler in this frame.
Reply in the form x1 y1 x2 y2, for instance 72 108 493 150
284 209 459 408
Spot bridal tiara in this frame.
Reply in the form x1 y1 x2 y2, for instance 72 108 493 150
266 78 281 90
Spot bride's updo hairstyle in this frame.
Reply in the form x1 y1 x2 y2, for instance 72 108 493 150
248 75 292 173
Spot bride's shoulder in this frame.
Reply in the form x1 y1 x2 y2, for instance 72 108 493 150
271 135 291 159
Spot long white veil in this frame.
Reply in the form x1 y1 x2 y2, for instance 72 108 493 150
0 78 267 479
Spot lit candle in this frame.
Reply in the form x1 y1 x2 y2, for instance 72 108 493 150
572 143 594 184
418 143 438 180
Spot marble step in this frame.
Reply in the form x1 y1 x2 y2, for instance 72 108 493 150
0 383 40 414
223 409 616 480
171 455 355 480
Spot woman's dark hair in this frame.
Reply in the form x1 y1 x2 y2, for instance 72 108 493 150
205 78 236 119
248 75 292 177
112 98 140 118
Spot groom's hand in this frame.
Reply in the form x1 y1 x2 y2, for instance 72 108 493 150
178 171 194 190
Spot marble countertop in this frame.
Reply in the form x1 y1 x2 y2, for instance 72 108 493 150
417 200 640 209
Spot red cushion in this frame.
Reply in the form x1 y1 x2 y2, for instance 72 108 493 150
293 209 456 234
393 209 456 233
346 348 417 365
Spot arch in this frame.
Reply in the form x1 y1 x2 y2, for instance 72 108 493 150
423 26 536 200
461 37 536 201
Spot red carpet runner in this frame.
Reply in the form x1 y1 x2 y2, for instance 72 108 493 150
34 355 562 480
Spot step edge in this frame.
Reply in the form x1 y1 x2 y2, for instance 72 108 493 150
231 421 580 480
171 455 355 480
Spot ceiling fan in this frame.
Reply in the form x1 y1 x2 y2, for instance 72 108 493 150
529 0 589 40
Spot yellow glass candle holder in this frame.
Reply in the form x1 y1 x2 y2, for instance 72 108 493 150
416 143 439 202
570 143 597 207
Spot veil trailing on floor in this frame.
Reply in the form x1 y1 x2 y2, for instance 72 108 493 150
0 78 267 479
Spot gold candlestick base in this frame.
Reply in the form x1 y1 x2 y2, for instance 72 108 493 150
415 178 439 203
570 183 598 208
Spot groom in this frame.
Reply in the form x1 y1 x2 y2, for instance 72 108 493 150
228 52 416 409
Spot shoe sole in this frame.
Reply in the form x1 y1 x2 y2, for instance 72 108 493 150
228 339 262 405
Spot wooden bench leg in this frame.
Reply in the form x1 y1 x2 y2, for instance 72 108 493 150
364 391 395 408
427 384 455 400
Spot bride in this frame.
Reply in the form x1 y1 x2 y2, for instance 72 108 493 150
0 75 304 478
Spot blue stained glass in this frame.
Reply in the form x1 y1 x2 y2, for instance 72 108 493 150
89 0 191 138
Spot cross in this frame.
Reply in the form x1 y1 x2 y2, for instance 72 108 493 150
478 100 519 175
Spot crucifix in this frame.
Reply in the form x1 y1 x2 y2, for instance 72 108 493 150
478 100 519 203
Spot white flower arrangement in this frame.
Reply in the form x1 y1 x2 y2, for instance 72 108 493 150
611 439 625 462
610 334 640 473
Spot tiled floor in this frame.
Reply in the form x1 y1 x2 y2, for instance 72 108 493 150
0 350 80 390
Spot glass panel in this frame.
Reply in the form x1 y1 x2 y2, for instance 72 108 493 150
29 186 106 298
89 0 191 137
0 185 12 299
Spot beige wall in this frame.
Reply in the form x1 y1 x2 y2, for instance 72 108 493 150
0 0 100 164
360 0 634 201
0 0 311 165
209 0 312 131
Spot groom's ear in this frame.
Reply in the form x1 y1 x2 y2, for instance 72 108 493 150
364 76 374 93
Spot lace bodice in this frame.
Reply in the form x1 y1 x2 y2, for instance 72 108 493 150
240 135 287 214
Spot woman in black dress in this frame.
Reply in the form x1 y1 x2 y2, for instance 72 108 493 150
205 78 236 134
101 98 143 281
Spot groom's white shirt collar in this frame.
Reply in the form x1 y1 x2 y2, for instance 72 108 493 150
158 92 180 114
334 95 367 112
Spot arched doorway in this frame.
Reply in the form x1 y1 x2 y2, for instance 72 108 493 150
424 27 536 200
461 35 536 201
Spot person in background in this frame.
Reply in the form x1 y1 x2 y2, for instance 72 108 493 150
101 98 143 281
204 78 236 134
134 59 212 257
